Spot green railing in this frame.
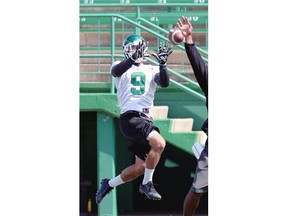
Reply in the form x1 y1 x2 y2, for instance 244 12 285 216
80 13 207 101
80 1 208 45
80 1 208 100
80 0 208 6
80 3 208 7
80 3 208 215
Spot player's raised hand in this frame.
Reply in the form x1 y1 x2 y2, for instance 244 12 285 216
177 16 194 43
151 42 173 66
177 16 193 37
131 40 149 61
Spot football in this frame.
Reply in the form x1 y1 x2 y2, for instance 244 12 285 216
168 28 184 45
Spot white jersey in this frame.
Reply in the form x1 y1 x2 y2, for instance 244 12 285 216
111 61 159 118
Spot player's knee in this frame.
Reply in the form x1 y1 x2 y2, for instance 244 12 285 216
158 139 166 152
150 138 166 153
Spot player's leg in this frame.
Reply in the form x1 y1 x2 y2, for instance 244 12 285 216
139 131 166 200
96 156 145 204
118 111 165 200
120 156 145 181
145 132 166 170
182 141 208 214
183 191 203 216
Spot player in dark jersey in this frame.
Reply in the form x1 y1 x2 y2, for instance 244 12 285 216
177 16 208 216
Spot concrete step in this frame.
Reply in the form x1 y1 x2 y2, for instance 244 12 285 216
80 69 196 83
80 73 111 82
80 73 196 83
152 106 169 120
80 49 193 65
170 118 194 132
197 131 208 145
80 31 207 48
80 63 192 73
154 119 198 154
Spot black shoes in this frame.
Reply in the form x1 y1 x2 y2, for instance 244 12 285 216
96 179 161 203
139 181 162 200
95 178 114 204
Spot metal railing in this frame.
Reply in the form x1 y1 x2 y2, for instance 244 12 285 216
80 1 208 7
80 9 207 101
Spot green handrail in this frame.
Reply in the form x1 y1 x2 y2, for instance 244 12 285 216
136 17 208 58
80 53 205 101
80 13 208 60
80 13 206 101
80 54 123 58
80 3 208 7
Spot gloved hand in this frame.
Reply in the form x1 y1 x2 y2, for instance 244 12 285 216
151 43 173 66
130 40 149 62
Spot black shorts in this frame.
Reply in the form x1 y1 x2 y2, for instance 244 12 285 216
119 110 160 160
191 138 208 193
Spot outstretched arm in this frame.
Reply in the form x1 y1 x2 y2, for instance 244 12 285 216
151 43 173 87
177 16 208 98
111 58 134 77
154 66 169 87
111 40 148 77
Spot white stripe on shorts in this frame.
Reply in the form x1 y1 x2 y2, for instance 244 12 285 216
146 130 159 141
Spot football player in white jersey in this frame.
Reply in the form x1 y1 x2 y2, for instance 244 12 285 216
96 34 173 203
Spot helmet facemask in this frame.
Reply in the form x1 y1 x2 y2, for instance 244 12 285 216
123 34 148 63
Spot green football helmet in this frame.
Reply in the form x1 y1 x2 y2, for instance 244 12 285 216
122 34 148 63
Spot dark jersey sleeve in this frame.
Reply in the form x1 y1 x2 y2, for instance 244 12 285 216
184 43 208 100
111 58 135 77
185 43 208 134
154 65 170 87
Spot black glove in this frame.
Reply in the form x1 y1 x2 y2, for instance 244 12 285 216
151 43 173 66
130 40 149 62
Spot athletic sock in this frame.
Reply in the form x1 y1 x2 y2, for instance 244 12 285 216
142 168 155 185
108 175 125 188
